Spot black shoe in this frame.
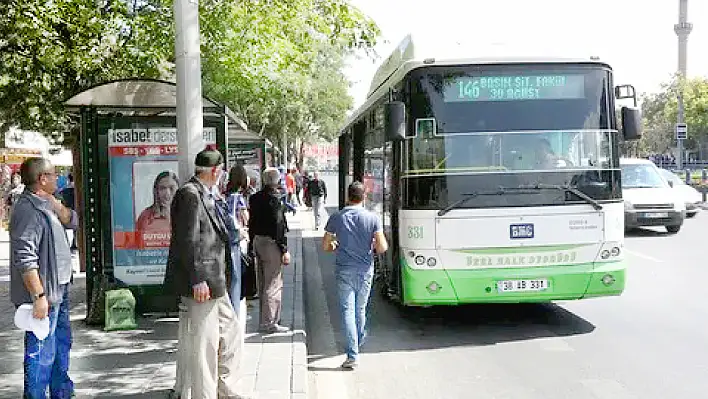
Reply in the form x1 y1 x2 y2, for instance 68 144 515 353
341 358 358 369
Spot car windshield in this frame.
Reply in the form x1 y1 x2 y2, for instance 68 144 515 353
658 168 684 186
621 163 667 189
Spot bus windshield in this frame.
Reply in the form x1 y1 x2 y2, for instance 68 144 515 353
402 64 619 210
408 130 614 174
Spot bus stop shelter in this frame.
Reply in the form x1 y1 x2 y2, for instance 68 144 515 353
65 78 249 325
227 127 273 189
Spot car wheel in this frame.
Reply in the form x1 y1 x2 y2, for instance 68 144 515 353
666 225 682 234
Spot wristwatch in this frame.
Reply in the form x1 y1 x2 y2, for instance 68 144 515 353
31 292 45 301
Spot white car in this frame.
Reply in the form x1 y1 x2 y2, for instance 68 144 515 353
658 168 703 218
621 158 685 233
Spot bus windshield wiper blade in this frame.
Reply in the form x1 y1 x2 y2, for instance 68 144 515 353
437 192 478 216
521 183 603 210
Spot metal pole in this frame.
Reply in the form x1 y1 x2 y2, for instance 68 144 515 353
675 0 692 170
173 1 202 396
175 0 205 183
678 94 685 169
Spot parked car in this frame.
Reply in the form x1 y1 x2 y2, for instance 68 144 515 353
621 158 685 233
657 168 702 218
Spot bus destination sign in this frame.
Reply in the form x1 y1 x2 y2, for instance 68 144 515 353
444 75 585 102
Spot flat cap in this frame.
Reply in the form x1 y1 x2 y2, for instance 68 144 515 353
194 147 223 167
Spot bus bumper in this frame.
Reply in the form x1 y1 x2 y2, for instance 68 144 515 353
401 259 626 305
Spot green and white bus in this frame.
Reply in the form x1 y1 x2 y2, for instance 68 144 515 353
337 35 642 305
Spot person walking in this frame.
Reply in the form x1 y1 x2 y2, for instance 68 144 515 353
10 157 78 398
322 181 388 369
164 148 249 399
60 174 77 251
5 172 24 226
293 168 303 206
285 169 296 206
248 167 291 333
307 171 327 229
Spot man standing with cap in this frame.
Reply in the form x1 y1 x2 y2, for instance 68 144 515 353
165 147 249 399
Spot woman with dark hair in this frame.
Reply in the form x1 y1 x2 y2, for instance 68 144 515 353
223 164 253 314
135 171 179 246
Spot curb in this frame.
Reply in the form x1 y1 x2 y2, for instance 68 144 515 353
289 223 308 399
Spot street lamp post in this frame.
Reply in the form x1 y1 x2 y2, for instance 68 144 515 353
175 0 205 183
674 0 692 170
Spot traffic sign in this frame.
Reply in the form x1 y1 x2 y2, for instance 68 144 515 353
676 123 688 140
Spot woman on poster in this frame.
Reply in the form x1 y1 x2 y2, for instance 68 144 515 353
135 171 179 246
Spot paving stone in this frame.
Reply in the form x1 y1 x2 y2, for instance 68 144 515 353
0 211 309 398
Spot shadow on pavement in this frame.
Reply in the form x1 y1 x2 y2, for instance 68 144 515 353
307 208 596 358
624 227 672 237
0 277 180 398
98 390 174 399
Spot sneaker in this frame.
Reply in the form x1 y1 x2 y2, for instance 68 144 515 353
260 324 290 334
341 358 358 369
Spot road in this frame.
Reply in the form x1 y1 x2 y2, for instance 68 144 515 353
306 173 708 399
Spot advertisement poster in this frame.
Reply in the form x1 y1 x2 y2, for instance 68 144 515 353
228 143 263 190
108 127 216 285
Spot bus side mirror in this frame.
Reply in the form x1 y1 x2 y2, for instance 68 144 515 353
621 106 642 141
385 101 406 142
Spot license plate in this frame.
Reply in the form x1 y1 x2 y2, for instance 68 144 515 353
510 223 534 239
642 212 669 218
497 279 549 293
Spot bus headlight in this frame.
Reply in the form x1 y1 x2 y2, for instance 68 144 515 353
596 242 623 262
426 257 437 268
415 255 426 266
601 274 616 286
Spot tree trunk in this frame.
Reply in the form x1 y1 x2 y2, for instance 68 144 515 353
297 140 305 171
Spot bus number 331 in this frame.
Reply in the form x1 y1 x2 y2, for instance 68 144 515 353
408 226 423 239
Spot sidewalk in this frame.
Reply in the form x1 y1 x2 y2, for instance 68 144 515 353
0 210 310 398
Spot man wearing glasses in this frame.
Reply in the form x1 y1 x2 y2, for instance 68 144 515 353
9 157 78 398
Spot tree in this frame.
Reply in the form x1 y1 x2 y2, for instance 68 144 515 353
0 0 380 147
0 0 173 135
197 0 379 161
636 76 708 155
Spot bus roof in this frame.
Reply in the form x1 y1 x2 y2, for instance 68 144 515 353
339 34 611 134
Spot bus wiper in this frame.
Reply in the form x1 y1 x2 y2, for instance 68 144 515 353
437 192 479 216
520 183 603 211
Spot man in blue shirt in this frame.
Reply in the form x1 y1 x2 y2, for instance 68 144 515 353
322 181 388 369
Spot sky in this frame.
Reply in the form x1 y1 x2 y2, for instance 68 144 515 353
344 0 708 109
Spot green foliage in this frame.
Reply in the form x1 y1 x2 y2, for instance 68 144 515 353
0 0 380 146
0 0 173 133
638 75 708 154
198 0 379 143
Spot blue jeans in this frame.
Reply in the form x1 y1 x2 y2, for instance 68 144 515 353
24 284 73 399
335 268 374 361
229 245 242 317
